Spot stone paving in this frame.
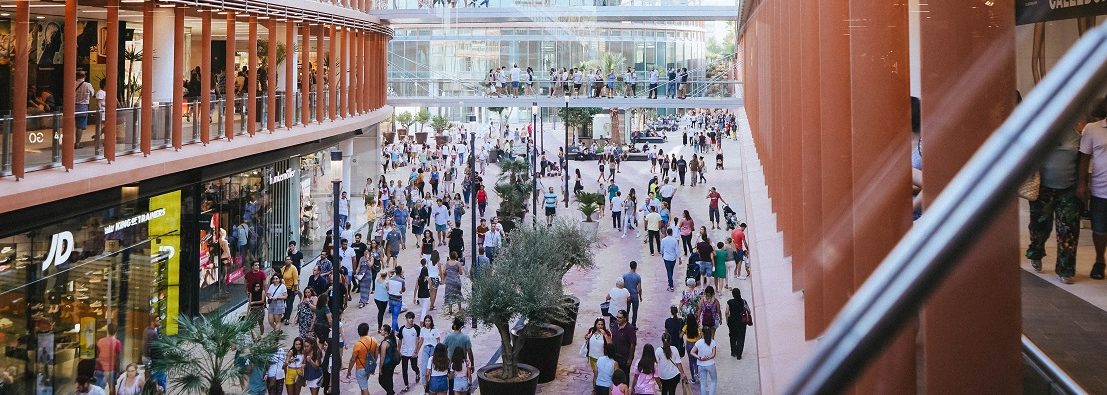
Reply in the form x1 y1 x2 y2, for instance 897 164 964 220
256 120 760 394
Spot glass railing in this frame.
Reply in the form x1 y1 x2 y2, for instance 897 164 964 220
387 77 742 99
0 91 366 177
375 0 735 10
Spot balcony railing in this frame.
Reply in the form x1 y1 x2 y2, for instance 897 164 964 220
1 91 372 177
387 77 743 99
376 0 734 9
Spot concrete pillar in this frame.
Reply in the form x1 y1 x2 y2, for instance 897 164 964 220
301 24 310 126
224 11 236 140
315 25 324 123
247 16 257 136
172 7 185 149
200 11 212 144
150 9 176 103
812 0 853 338
11 0 28 178
918 1 1021 392
104 0 119 160
847 0 914 391
139 1 152 155
284 21 295 129
63 0 76 167
353 128 381 197
266 19 277 132
342 139 354 195
610 109 624 146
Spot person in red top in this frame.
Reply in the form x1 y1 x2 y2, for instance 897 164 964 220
95 323 122 391
730 223 751 279
705 187 729 230
476 185 489 218
244 261 267 299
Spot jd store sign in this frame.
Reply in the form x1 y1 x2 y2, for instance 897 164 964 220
1017 0 1107 24
41 231 74 273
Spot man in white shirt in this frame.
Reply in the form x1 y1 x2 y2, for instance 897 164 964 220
483 218 504 260
338 239 355 287
606 278 631 322
338 191 351 226
1079 115 1107 280
659 179 676 208
645 206 663 256
624 67 637 98
511 64 522 97
74 70 95 148
432 199 450 243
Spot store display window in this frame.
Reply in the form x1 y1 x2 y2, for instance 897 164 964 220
0 190 182 394
197 159 298 318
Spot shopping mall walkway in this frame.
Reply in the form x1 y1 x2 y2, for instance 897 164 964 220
238 116 758 394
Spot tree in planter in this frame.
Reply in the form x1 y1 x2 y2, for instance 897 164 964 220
150 313 284 395
556 107 603 140
430 115 452 134
415 108 431 133
395 111 414 133
466 224 586 381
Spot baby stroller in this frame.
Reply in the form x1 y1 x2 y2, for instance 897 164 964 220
723 205 739 230
542 158 562 177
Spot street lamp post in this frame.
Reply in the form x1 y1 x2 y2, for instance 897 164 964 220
531 103 538 227
563 96 569 208
328 150 343 395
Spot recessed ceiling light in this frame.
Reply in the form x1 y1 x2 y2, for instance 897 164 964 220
36 15 45 19
0 13 9 16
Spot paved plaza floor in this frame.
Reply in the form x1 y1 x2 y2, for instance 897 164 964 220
248 120 760 394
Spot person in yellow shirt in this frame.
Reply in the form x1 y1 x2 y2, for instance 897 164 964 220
281 257 300 326
347 323 379 395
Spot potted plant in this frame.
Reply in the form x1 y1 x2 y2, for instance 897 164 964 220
150 313 285 395
493 158 532 232
395 111 414 140
431 115 452 145
414 108 431 143
575 191 605 238
467 221 588 391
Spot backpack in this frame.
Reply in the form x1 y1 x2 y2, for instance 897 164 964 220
357 339 377 375
382 338 400 368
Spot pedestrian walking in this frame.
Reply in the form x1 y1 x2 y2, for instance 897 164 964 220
725 288 752 359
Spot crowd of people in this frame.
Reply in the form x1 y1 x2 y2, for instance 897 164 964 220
482 64 698 99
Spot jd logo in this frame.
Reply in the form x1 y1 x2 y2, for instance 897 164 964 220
42 231 74 273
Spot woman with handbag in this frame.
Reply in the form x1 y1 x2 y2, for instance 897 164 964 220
725 288 752 359
584 318 613 387
655 334 687 395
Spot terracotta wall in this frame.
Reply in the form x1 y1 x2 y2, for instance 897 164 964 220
740 0 1020 391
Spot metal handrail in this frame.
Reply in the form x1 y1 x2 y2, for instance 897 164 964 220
782 23 1107 395
1022 335 1087 395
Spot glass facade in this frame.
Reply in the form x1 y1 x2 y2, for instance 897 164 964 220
0 190 182 394
388 23 707 96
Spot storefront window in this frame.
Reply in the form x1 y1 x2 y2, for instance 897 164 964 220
299 151 338 260
197 158 298 317
0 190 182 394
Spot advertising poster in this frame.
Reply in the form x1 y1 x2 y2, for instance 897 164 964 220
149 190 181 335
1017 0 1107 24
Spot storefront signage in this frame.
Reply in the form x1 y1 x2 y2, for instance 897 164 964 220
103 208 167 234
269 168 296 184
41 231 74 272
1017 0 1107 25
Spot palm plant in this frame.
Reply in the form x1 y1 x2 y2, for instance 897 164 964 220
150 314 285 395
122 45 144 107
575 191 605 223
600 51 625 75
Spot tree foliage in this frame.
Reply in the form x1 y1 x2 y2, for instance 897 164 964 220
576 192 605 223
395 111 415 131
557 107 603 137
415 108 431 133
431 115 452 133
465 221 593 380
150 314 285 395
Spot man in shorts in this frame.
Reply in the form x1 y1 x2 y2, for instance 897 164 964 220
346 323 379 395
706 187 729 230
385 221 402 269
731 223 751 279
544 187 558 226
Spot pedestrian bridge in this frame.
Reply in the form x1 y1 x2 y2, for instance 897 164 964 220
386 95 744 109
376 5 739 23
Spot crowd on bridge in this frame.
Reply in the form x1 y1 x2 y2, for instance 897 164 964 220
483 64 698 99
